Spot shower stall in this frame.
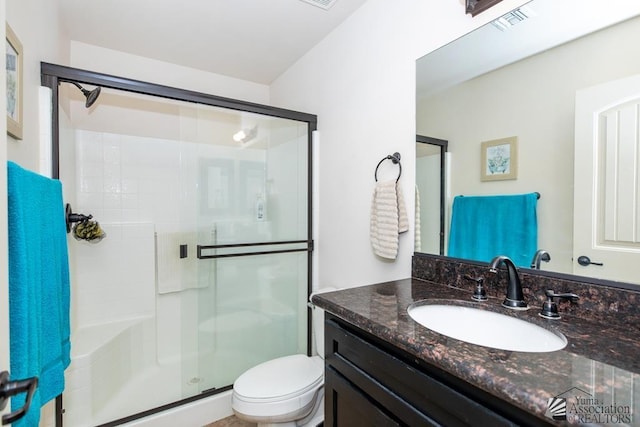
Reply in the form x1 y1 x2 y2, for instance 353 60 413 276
41 63 315 426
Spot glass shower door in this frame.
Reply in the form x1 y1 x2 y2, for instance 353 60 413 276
191 109 311 392
48 69 313 426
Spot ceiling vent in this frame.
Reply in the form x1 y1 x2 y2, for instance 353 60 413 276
299 0 338 10
491 6 537 31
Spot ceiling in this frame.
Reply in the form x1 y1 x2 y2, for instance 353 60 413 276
58 0 368 85
416 0 640 99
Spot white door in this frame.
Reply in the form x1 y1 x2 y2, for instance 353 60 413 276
573 74 640 283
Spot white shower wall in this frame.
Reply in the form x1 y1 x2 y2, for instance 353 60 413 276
61 126 278 423
72 223 155 326
70 127 267 330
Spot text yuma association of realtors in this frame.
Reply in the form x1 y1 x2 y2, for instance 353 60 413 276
569 396 632 424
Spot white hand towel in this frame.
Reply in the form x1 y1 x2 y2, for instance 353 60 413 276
397 183 408 234
370 180 408 260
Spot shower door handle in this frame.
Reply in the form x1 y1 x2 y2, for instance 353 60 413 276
0 371 38 425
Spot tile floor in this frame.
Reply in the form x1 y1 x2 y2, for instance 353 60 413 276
203 415 256 427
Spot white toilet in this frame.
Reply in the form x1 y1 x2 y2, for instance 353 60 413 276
231 293 329 427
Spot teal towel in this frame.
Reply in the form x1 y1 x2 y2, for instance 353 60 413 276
448 193 538 267
7 161 71 427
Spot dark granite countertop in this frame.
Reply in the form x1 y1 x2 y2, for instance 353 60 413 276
312 278 640 425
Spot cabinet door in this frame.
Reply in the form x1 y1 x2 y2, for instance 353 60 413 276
325 366 401 427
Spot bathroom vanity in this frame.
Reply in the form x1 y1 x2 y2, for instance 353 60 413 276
312 255 640 426
323 311 544 426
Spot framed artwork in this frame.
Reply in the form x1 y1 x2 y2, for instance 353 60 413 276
466 0 504 17
6 23 23 140
481 136 517 181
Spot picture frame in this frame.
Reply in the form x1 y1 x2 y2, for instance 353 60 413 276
466 0 504 17
481 136 517 181
6 23 23 140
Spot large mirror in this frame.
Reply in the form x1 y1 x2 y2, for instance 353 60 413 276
416 0 640 285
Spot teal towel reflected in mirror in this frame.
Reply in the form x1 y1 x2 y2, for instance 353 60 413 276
448 193 538 267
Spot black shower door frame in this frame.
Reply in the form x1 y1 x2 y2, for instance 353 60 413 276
40 62 316 427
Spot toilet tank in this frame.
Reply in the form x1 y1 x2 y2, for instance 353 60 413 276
311 305 325 358
310 288 337 359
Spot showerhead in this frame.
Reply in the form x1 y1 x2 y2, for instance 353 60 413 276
70 82 101 108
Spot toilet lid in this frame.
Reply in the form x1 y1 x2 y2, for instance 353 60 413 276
234 354 323 401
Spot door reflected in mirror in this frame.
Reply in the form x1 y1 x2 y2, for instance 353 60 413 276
416 136 447 256
415 0 640 285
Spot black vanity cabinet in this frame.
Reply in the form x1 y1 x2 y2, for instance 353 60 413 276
323 314 551 427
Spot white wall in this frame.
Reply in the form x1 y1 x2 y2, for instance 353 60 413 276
6 0 66 170
270 0 527 289
69 41 270 106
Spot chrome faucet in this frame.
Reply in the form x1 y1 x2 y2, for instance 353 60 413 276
530 250 551 270
488 255 528 310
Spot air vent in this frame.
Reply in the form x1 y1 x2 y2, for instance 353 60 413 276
299 0 337 10
491 5 536 31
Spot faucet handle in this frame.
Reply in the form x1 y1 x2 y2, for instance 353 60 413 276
544 289 579 301
464 275 488 302
540 290 579 320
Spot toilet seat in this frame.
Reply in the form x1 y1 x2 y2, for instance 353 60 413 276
232 354 324 421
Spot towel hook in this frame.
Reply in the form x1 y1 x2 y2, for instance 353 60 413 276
374 152 402 183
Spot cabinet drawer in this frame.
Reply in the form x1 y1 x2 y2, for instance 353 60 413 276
325 316 517 427
325 365 402 427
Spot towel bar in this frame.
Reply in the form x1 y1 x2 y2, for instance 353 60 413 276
374 152 402 183
459 192 540 199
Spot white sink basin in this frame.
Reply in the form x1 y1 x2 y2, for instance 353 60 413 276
407 303 567 353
